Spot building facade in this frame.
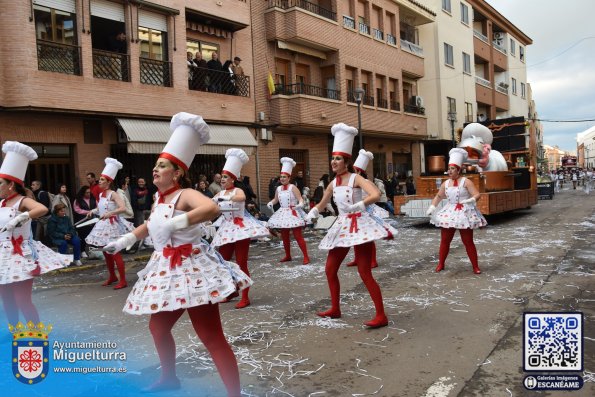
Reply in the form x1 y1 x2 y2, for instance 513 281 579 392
577 126 595 169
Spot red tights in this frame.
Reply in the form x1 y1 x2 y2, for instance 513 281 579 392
346 241 378 268
218 239 251 308
318 243 388 327
437 228 480 274
279 228 310 264
0 279 39 325
148 304 241 396
102 252 127 289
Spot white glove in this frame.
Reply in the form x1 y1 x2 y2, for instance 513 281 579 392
345 201 366 213
267 201 274 210
163 214 190 233
461 197 476 205
295 202 304 210
86 208 98 218
103 233 137 254
0 212 30 233
306 207 319 221
426 205 436 216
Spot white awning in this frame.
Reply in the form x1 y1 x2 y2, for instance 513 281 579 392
277 40 327 60
116 118 257 155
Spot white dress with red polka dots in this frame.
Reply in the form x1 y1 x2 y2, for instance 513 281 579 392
430 178 487 229
85 191 134 247
211 188 270 246
123 190 252 315
319 174 392 250
0 197 69 284
267 184 307 229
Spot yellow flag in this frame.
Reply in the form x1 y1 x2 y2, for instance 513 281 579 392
267 72 275 96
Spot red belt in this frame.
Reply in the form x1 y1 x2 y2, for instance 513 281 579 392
163 243 193 269
347 212 361 233
108 216 117 224
11 236 23 256
455 203 464 211
233 217 245 228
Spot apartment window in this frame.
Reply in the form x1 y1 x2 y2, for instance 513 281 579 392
462 52 471 74
138 27 167 60
460 3 469 24
444 43 454 67
465 102 473 122
521 82 526 98
295 64 310 85
447 97 456 114
512 78 517 95
34 3 77 44
275 58 289 87
510 38 516 56
519 46 525 62
442 0 451 13
186 40 219 64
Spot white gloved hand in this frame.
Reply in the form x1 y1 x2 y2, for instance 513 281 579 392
425 205 436 216
103 233 137 254
461 197 476 205
345 201 366 213
295 202 304 210
163 214 190 233
86 208 98 218
0 212 30 233
267 201 275 210
306 207 319 221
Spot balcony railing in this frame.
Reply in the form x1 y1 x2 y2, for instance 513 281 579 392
372 28 384 40
377 98 388 109
188 66 250 97
475 76 491 88
267 0 336 21
140 57 172 87
496 85 508 94
400 39 423 56
92 49 130 82
473 30 488 43
274 83 339 100
343 15 355 29
387 33 397 45
359 22 370 35
404 104 425 115
390 100 400 111
362 95 374 106
493 42 507 54
36 40 81 76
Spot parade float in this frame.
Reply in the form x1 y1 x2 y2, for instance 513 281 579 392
396 116 538 217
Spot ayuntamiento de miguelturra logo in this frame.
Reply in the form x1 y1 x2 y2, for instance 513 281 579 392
9 321 52 385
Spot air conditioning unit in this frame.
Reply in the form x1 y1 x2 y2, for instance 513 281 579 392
498 82 509 89
260 128 272 141
411 95 424 108
494 32 504 40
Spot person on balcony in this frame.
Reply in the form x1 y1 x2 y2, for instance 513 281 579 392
108 31 126 54
207 52 223 93
192 51 208 91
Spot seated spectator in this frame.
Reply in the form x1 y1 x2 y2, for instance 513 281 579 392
47 203 82 266
196 180 213 198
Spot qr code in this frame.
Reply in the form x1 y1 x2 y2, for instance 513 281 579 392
523 312 583 371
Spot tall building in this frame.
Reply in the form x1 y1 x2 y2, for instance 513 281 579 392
577 126 595 168
0 0 256 194
543 144 566 171
251 0 435 197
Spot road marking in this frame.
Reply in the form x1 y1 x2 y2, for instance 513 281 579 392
422 376 457 397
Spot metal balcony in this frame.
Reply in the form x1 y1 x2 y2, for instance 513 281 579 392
93 50 130 82
188 66 250 97
274 83 339 100
36 40 81 76
267 0 336 21
140 57 172 87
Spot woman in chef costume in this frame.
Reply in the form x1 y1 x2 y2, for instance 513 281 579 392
105 112 251 395
426 147 486 274
266 157 310 264
0 141 69 325
306 124 389 328
85 157 134 289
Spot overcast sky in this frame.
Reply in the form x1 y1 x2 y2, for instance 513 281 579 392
485 0 595 152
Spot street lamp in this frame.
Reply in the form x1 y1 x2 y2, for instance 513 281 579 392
354 87 365 150
447 111 457 148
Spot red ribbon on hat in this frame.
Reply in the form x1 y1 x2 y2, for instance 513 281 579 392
163 243 192 269
159 152 189 172
233 217 245 228
347 212 361 233
11 236 24 256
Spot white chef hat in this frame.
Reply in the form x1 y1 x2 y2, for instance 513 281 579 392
160 112 211 171
461 122 493 145
280 157 296 176
353 149 374 173
101 157 123 182
0 141 38 186
223 148 249 180
448 148 468 169
331 123 358 158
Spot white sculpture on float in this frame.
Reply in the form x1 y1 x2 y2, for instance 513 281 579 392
458 123 508 171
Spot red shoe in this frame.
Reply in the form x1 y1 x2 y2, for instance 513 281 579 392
435 263 445 273
280 256 292 263
364 315 388 328
303 257 310 265
473 267 481 274
371 261 378 269
102 277 118 286
316 309 341 319
235 299 250 309
142 377 181 393
113 281 128 290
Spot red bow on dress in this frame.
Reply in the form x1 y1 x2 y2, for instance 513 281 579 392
158 185 180 204
11 236 24 256
108 216 118 224
233 217 245 228
289 205 298 217
347 212 361 233
454 203 464 211
335 172 348 186
163 243 193 269
452 178 459 187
